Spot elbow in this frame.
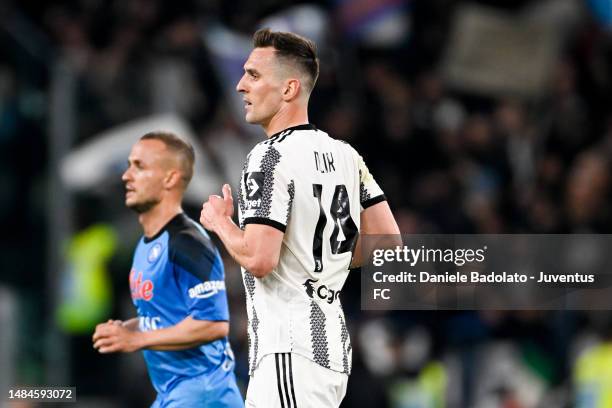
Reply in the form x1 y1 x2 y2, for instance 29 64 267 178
376 234 403 251
202 321 229 343
245 257 278 278
189 319 229 344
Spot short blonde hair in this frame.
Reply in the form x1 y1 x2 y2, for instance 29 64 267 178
140 131 195 187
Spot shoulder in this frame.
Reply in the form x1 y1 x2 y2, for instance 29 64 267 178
249 125 319 152
167 214 219 279
244 140 286 171
328 136 362 163
248 139 279 156
332 136 357 150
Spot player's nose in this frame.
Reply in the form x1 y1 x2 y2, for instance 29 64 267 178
236 75 247 93
121 167 132 182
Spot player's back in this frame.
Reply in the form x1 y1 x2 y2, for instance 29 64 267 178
279 127 361 282
238 124 385 375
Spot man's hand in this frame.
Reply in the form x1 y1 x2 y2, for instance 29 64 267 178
200 184 233 232
221 184 234 217
92 321 142 353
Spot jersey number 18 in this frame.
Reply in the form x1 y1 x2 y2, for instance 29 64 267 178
312 184 358 272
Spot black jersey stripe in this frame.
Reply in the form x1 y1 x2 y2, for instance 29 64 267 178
255 146 281 219
243 217 286 233
288 353 298 408
275 354 287 408
276 130 293 143
362 194 387 209
281 353 292 408
268 123 316 139
309 301 330 368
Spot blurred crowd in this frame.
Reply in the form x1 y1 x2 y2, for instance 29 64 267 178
2 0 612 407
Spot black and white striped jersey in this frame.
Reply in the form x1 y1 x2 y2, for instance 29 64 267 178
237 124 386 375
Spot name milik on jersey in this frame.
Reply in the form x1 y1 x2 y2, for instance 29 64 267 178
314 151 336 174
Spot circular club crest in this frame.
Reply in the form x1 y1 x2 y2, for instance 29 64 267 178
148 243 163 263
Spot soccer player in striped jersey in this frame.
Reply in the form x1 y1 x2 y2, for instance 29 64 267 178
200 29 400 407
93 132 243 408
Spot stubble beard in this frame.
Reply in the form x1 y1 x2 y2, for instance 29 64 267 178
126 198 160 214
246 105 270 127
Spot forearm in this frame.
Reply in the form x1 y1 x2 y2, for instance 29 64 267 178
350 234 403 268
213 216 258 271
201 189 282 277
139 317 228 351
351 201 401 268
350 235 364 269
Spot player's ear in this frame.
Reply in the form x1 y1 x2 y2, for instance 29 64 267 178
282 78 300 102
164 169 182 190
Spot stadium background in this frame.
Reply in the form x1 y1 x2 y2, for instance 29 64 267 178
1 0 612 406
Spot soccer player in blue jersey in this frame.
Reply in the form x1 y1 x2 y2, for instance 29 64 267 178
92 132 243 408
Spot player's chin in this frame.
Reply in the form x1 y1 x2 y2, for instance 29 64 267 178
125 199 144 213
127 198 158 214
244 112 259 124
125 196 136 207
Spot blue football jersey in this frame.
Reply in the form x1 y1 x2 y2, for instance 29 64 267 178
129 213 235 395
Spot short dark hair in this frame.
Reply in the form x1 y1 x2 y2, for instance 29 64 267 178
140 131 195 188
253 28 319 93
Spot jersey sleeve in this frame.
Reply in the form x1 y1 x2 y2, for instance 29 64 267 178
240 144 294 232
170 232 229 322
354 148 386 210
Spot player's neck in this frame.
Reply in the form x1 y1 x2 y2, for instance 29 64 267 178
139 200 183 238
263 104 309 137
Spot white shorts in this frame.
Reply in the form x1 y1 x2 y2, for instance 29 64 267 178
245 353 348 408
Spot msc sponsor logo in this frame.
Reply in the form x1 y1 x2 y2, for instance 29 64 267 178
188 280 226 299
130 269 154 301
139 316 161 331
303 278 341 304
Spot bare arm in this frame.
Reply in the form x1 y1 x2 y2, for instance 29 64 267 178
120 317 140 331
351 201 401 268
94 318 140 332
93 317 228 353
138 317 228 351
214 219 283 278
200 184 284 278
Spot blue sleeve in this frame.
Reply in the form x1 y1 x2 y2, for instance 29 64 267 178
170 231 230 322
